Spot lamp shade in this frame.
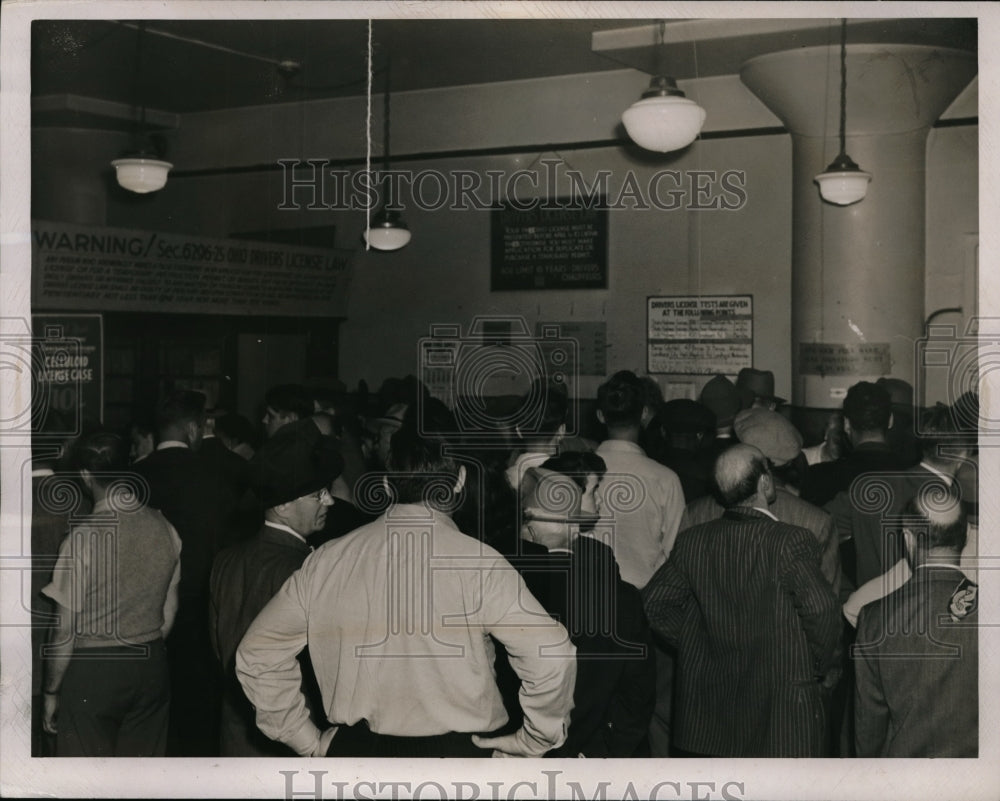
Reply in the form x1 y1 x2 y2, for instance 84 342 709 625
111 157 172 193
814 153 872 206
622 92 706 153
363 210 412 251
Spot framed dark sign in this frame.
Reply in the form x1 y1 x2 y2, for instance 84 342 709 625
491 200 608 291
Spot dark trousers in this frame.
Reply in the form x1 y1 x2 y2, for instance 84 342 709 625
57 640 170 757
166 600 221 756
326 721 489 758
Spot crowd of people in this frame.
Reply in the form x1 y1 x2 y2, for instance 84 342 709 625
30 365 979 759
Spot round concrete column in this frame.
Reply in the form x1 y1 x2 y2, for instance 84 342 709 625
741 44 975 407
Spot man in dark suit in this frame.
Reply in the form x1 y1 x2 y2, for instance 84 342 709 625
642 444 841 757
800 381 911 508
209 419 343 756
854 490 977 757
134 389 226 755
495 451 656 758
825 403 976 594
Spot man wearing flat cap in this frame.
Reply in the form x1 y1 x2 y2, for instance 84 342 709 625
209 419 343 755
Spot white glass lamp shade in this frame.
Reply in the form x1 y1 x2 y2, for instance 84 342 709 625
814 168 872 206
111 157 173 193
622 95 706 153
364 211 412 251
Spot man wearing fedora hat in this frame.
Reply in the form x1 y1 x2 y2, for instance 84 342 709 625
735 368 786 411
698 375 743 465
209 419 343 756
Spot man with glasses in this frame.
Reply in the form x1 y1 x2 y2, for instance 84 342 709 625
209 419 343 756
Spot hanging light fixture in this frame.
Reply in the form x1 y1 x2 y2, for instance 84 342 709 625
814 19 871 205
111 22 172 193
620 23 706 153
363 34 410 251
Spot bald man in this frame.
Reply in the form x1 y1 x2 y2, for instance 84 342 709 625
853 490 978 757
642 445 841 757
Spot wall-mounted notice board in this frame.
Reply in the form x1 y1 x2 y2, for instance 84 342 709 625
491 201 608 291
647 295 753 375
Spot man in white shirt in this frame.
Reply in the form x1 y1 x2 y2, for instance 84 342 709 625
593 370 684 757
236 400 576 758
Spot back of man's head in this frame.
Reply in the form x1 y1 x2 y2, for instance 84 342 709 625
519 378 569 440
901 489 967 554
917 402 972 464
156 390 207 446
713 443 770 508
69 429 130 487
597 370 645 429
265 384 313 421
843 381 892 438
387 398 464 508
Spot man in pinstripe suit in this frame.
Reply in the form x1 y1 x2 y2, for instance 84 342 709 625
642 445 842 757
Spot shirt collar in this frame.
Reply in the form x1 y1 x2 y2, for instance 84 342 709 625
919 461 954 485
264 520 310 545
597 439 644 455
32 466 55 478
156 440 189 451
750 505 779 521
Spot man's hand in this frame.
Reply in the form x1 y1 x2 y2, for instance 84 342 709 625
42 692 59 735
471 732 543 758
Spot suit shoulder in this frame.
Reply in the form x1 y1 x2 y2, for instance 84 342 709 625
774 490 831 524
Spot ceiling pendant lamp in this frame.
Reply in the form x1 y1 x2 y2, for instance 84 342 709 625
621 23 706 153
111 22 172 193
363 30 410 251
622 75 706 153
814 19 871 205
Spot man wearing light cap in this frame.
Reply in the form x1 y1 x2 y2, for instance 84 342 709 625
209 419 343 755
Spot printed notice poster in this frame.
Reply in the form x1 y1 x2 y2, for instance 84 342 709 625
647 295 753 375
31 221 353 317
491 201 608 291
31 313 103 426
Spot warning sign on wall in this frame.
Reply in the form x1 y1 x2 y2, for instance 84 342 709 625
31 221 353 317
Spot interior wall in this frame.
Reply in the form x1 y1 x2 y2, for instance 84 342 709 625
29 70 976 409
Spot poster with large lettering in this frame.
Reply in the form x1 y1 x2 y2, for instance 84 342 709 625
647 295 753 375
31 221 353 317
31 313 103 426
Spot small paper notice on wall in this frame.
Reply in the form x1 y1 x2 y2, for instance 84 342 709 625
799 342 891 376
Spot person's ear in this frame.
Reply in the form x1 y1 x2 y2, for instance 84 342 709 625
596 410 606 425
902 527 917 561
555 422 567 440
79 468 94 492
887 412 894 430
758 470 773 496
453 465 467 495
